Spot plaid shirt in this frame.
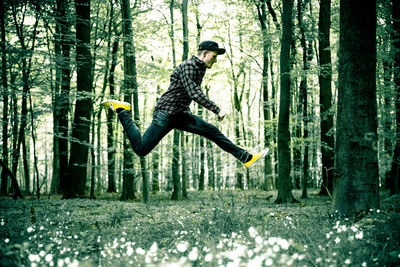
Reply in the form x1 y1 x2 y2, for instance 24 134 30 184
154 55 221 115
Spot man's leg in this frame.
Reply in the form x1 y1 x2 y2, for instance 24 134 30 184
175 113 251 163
118 110 173 156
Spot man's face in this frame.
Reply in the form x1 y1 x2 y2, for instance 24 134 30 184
200 51 218 68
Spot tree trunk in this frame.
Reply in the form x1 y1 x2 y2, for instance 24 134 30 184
56 0 72 195
318 0 334 196
120 0 137 201
0 0 9 195
297 0 310 199
64 0 93 198
10 73 19 192
152 85 161 192
0 159 23 199
50 14 62 194
198 107 205 191
333 0 379 214
171 130 181 200
276 0 296 204
182 131 188 197
389 0 400 195
101 1 116 194
171 0 188 199
107 38 119 194
257 0 274 191
22 135 30 193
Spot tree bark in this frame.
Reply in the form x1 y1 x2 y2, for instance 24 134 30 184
0 0 9 195
152 85 161 192
389 0 400 195
276 0 296 204
0 159 23 199
172 0 189 199
56 0 72 195
297 0 310 199
256 0 274 191
120 0 136 201
333 0 379 214
64 0 93 198
107 37 119 194
318 0 334 196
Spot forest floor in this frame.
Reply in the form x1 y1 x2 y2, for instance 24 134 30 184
0 189 399 266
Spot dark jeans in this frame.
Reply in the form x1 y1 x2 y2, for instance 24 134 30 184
118 109 250 163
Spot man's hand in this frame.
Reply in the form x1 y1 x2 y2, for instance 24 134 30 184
217 110 226 121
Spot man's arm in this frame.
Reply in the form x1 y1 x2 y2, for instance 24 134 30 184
180 63 221 115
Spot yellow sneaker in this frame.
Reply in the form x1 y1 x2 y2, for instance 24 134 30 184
244 148 270 168
101 99 131 113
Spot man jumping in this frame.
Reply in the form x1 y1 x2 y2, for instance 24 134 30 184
102 41 268 168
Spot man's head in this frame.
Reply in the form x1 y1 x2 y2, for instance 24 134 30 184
196 41 225 69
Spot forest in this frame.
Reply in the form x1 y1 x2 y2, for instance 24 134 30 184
0 0 399 266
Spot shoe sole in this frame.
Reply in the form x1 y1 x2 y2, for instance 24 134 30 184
247 148 270 169
101 99 131 111
101 99 131 106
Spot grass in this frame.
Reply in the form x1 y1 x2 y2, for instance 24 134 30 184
0 189 399 266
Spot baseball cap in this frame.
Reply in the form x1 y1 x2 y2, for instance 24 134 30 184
198 41 226 55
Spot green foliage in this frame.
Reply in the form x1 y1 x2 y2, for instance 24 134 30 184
0 190 399 266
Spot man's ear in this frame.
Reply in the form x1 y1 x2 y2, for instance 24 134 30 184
200 50 208 58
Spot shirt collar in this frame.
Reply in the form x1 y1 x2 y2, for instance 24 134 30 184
192 55 206 69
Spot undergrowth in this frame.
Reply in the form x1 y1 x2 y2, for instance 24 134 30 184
0 189 399 266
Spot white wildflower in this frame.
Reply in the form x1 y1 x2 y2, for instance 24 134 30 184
150 242 158 253
248 227 257 238
29 254 40 262
205 253 213 262
188 247 198 261
136 247 145 255
267 237 277 245
255 236 263 244
45 254 53 262
176 241 189 253
278 238 289 250
355 231 363 239
127 246 133 256
326 233 331 239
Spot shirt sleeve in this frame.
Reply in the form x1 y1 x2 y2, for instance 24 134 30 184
180 63 221 115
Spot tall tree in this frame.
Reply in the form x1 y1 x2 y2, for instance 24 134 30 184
276 0 296 204
389 0 400 195
256 0 274 191
333 0 379 214
171 0 187 200
106 36 119 194
100 0 117 193
318 0 334 196
56 0 72 195
0 0 9 195
11 1 39 193
120 0 136 201
297 0 310 199
64 0 93 198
